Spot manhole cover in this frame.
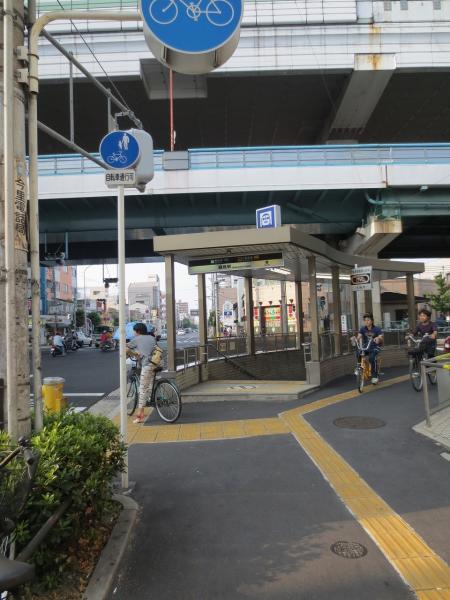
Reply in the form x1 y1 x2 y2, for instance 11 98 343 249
331 541 368 559
226 385 257 390
333 416 386 429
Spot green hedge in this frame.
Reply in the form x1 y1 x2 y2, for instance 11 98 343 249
1 411 126 590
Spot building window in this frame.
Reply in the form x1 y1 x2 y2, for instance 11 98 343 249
63 284 69 293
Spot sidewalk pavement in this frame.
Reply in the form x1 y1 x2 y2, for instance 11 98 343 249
107 369 450 600
414 405 450 451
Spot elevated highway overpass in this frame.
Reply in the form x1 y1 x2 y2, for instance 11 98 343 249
37 143 450 263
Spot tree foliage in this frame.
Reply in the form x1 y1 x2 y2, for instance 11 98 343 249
87 311 101 328
425 274 450 315
75 309 85 328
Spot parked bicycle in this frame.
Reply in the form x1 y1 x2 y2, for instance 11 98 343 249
405 333 437 391
352 337 381 394
127 358 182 423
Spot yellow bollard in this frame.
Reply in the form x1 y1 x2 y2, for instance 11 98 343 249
42 377 67 412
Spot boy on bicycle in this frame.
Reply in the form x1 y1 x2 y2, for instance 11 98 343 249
126 322 156 424
357 313 383 384
412 309 437 358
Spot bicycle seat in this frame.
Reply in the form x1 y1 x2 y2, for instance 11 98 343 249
0 555 34 590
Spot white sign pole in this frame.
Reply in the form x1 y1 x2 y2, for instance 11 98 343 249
117 184 128 489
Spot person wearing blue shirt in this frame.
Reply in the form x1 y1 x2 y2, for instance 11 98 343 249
357 313 383 384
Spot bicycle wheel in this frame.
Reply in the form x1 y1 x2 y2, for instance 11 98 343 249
154 379 182 423
206 0 234 26
409 357 423 392
357 366 364 393
127 375 139 416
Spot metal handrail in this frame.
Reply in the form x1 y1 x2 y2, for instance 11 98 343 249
35 143 450 177
421 354 450 427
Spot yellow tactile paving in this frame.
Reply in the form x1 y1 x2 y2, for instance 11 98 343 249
417 590 450 599
280 377 450 599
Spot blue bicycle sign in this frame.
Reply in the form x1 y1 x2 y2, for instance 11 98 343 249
150 0 234 26
99 131 140 170
141 0 242 54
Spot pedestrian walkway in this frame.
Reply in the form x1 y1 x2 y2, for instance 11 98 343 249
111 371 450 600
414 406 450 451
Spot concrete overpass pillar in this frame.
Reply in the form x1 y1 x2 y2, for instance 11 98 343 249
372 281 382 326
351 289 359 332
331 266 342 355
364 290 373 316
165 255 176 372
406 273 416 332
295 281 305 349
244 277 255 355
280 280 288 335
197 274 208 364
308 257 320 362
323 54 396 142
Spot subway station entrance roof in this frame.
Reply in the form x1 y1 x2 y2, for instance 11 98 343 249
153 226 424 282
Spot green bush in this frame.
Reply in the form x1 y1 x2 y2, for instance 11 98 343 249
2 411 126 590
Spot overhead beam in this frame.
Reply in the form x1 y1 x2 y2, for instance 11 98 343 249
321 54 396 142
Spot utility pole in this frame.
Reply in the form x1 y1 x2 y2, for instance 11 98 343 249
1 0 31 439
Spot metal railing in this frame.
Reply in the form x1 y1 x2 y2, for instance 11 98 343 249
36 143 450 177
421 354 450 427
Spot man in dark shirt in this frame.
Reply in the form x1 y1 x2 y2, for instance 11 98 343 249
413 309 437 357
357 313 383 384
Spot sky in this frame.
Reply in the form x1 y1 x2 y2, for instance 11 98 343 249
78 258 450 308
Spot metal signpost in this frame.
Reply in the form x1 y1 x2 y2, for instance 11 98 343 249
256 205 282 229
140 0 243 73
99 130 141 490
351 266 373 291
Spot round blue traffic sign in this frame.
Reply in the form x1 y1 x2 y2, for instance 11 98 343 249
140 0 243 54
99 131 140 169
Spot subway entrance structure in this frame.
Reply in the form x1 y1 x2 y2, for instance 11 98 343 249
154 226 424 389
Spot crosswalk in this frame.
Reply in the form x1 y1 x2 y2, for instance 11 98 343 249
29 391 105 413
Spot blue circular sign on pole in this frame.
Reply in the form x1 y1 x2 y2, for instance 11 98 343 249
141 0 243 54
99 131 140 169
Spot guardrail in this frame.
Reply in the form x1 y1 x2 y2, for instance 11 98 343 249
36 143 450 177
421 354 450 427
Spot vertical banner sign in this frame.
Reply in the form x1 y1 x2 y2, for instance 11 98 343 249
14 172 27 251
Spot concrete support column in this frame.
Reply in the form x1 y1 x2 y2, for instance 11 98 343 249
372 281 382 326
351 289 359 332
244 276 255 355
165 255 176 372
308 257 320 361
294 281 304 349
331 266 342 355
280 280 288 335
406 273 416 332
364 289 373 315
197 274 207 364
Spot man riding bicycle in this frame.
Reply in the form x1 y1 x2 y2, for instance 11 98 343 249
357 313 383 384
411 308 437 358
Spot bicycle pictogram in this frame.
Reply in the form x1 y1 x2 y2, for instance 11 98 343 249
150 0 235 27
107 151 128 165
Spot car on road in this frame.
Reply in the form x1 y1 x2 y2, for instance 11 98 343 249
177 329 185 336
76 330 93 347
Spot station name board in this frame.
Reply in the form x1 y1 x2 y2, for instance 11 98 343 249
188 252 284 274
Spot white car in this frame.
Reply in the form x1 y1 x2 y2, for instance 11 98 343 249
76 330 93 347
177 329 185 336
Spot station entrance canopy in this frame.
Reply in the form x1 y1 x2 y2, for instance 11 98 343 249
153 225 424 282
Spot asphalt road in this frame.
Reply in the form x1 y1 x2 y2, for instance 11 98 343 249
37 333 199 411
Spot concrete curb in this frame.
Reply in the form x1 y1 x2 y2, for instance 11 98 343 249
88 387 121 420
82 494 138 600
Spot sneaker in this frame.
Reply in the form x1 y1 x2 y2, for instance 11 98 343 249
371 377 379 385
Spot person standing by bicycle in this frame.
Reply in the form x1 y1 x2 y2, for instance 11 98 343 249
357 313 384 384
126 322 156 424
412 309 437 358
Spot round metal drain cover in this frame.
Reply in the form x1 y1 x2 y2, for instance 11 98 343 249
331 541 368 559
333 416 386 429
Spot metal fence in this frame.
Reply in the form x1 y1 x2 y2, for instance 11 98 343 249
36 143 450 177
421 356 450 427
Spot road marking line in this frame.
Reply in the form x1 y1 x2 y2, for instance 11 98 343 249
280 375 450 598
